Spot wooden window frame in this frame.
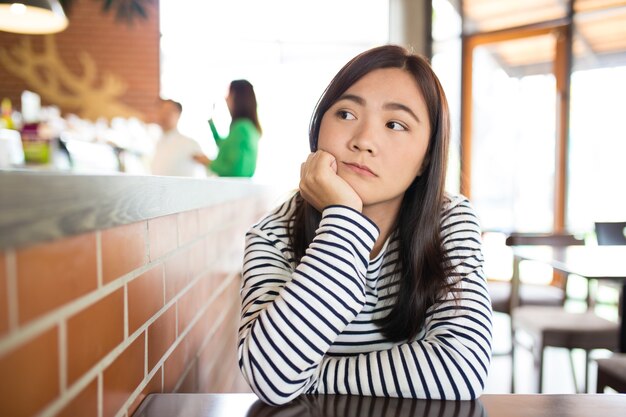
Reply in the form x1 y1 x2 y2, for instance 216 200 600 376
460 16 573 231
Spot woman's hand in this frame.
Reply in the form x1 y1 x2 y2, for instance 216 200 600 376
299 150 362 212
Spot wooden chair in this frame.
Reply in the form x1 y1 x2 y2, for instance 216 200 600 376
488 233 584 317
507 233 619 393
594 222 626 394
596 354 626 393
594 221 626 313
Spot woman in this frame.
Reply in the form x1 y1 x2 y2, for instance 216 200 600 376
238 45 492 405
194 79 262 177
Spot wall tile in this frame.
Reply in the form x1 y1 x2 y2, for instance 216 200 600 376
148 215 177 261
57 379 98 417
189 239 207 280
128 264 164 335
103 333 145 417
67 289 124 384
177 280 201 336
101 222 147 284
128 367 162 416
164 249 190 302
196 206 215 235
16 233 97 324
147 305 176 371
0 253 8 335
0 327 59 417
176 361 197 393
163 338 191 392
177 210 199 246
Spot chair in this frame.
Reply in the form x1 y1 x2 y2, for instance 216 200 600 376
595 222 626 245
488 233 584 317
594 222 626 394
596 353 626 393
508 233 619 393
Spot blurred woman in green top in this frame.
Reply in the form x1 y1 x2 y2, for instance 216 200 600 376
194 79 262 177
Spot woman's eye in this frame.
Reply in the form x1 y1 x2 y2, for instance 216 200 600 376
386 121 407 131
337 110 356 120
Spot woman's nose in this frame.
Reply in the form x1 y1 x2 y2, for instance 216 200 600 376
349 124 377 154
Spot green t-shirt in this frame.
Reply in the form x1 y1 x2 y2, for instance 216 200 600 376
209 118 261 177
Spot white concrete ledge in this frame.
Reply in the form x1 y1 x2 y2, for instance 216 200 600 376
0 170 275 250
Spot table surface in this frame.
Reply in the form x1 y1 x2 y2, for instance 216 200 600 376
133 393 626 417
512 245 626 279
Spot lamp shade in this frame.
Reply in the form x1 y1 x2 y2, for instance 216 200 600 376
0 0 68 34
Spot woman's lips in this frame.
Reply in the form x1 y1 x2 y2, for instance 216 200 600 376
343 162 377 177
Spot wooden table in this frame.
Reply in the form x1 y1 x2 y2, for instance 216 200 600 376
132 393 626 417
511 246 626 352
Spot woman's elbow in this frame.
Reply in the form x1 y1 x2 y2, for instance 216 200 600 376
238 355 311 406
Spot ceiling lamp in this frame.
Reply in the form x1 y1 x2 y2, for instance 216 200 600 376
0 0 68 34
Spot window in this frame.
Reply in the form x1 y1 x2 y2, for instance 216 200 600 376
160 0 389 190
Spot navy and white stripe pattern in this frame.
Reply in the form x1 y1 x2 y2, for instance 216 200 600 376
238 194 492 405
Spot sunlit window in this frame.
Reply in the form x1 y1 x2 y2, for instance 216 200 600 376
160 0 389 190
432 0 462 195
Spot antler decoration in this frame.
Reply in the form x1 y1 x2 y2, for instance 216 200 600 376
0 36 142 120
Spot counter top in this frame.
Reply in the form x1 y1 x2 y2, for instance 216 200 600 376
132 393 626 417
0 170 277 250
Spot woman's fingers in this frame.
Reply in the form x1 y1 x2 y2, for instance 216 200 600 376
299 150 362 212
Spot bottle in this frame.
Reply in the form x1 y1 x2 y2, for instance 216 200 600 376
0 98 14 130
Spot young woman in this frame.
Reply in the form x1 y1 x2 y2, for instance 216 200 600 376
194 79 262 177
238 45 492 405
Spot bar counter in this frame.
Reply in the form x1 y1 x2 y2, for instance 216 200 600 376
0 170 279 417
0 170 277 250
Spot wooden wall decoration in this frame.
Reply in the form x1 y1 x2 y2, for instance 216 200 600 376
0 36 141 120
0 0 160 122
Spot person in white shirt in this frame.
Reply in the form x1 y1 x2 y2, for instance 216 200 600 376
150 99 207 177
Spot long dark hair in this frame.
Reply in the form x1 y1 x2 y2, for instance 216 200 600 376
229 79 262 134
288 44 453 342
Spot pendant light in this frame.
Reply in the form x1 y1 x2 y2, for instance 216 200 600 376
0 0 68 34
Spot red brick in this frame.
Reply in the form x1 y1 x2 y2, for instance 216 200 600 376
0 327 59 417
164 249 190 302
128 264 164 335
147 305 176 371
177 281 201 335
148 215 178 261
16 233 98 324
57 379 98 417
177 361 198 393
128 368 162 416
0 253 8 335
103 333 145 417
101 222 147 283
163 338 192 392
67 289 124 384
178 210 199 246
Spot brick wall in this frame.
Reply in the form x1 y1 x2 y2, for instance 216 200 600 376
0 194 270 417
0 0 160 122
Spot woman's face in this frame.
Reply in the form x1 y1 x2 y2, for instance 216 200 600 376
317 67 431 212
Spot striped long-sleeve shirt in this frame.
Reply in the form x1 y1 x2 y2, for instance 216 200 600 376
238 193 492 405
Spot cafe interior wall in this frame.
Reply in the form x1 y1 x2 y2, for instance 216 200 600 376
0 0 160 122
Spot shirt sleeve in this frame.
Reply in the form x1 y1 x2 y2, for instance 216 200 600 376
314 197 493 400
209 119 222 144
238 205 380 405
